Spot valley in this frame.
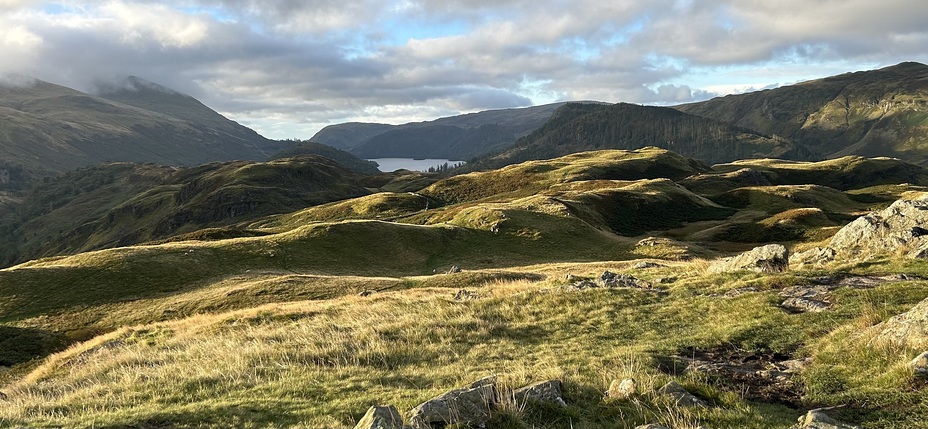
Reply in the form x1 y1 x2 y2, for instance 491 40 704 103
2 63 928 429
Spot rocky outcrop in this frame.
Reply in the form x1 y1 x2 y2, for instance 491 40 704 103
789 247 837 269
871 297 928 348
354 405 403 429
794 409 861 429
564 271 654 291
408 376 497 429
513 380 566 407
829 195 928 259
910 351 928 378
607 378 636 399
709 244 789 273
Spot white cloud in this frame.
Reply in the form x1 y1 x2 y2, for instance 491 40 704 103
0 0 926 139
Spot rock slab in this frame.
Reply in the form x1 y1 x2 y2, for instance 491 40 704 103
709 244 789 273
407 376 497 429
354 405 403 429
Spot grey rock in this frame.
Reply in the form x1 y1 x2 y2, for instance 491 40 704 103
447 265 462 274
657 380 708 408
453 289 479 300
910 351 928 378
871 297 928 348
607 378 636 399
407 376 497 429
789 246 837 269
354 405 403 429
781 297 831 313
358 290 375 297
794 409 861 429
709 244 789 273
633 261 662 269
828 195 928 261
635 424 671 429
600 271 652 288
513 379 565 406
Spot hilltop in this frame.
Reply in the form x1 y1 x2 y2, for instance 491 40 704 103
677 62 928 164
3 148 928 427
0 76 288 190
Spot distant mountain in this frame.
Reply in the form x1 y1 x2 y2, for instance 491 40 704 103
0 76 288 190
270 140 381 174
676 62 928 164
311 102 579 160
465 102 804 171
0 155 370 266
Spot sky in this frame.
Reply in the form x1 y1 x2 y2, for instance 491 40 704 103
1 0 926 140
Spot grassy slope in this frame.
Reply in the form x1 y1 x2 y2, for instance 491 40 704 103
3 150 928 428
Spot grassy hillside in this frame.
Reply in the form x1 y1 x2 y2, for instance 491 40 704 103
3 149 928 428
466 103 806 171
0 156 371 266
676 62 928 165
0 76 287 190
270 140 381 174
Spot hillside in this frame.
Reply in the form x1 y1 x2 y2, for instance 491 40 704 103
270 140 381 174
465 103 807 171
0 76 287 190
312 103 572 159
0 156 370 267
4 149 928 428
676 62 928 164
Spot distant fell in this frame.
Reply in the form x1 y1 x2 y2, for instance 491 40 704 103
311 102 577 160
676 62 928 164
466 102 803 171
270 140 381 174
0 76 286 190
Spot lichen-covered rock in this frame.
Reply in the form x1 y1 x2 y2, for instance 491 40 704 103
354 405 403 429
794 409 861 429
513 379 565 406
657 380 708 408
910 351 928 378
789 246 837 269
709 244 789 273
407 376 497 429
635 425 671 429
607 378 636 399
781 297 831 313
828 195 928 261
871 297 928 348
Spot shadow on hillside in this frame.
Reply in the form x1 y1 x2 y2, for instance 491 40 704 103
0 325 69 367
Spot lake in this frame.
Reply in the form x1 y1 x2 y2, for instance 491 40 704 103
367 158 466 172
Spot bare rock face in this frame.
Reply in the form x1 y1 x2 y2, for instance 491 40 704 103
828 195 928 260
872 297 928 348
794 409 861 429
354 405 403 429
789 247 837 269
709 244 789 273
407 376 497 429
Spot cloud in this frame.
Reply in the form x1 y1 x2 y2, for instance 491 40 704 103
0 0 925 139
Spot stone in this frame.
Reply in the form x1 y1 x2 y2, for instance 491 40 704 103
407 376 497 429
794 409 861 429
354 405 403 429
827 195 928 261
910 351 928 378
657 380 708 408
358 290 375 297
781 297 831 313
453 289 479 300
513 379 565 406
635 424 671 429
633 261 662 269
447 265 462 274
708 244 789 273
600 271 652 288
870 297 928 348
789 246 837 269
607 378 636 399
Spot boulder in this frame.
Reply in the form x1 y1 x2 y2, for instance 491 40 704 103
408 376 497 429
453 289 479 300
781 297 831 313
513 379 566 406
910 351 928 378
709 244 789 273
794 409 861 429
828 195 928 261
600 271 652 288
607 378 636 399
635 425 671 429
870 297 928 348
354 405 403 429
657 380 708 408
789 246 837 269
447 265 462 274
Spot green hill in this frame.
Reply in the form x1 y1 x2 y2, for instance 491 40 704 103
466 102 805 171
270 140 380 174
0 76 287 190
0 156 370 266
676 62 928 164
